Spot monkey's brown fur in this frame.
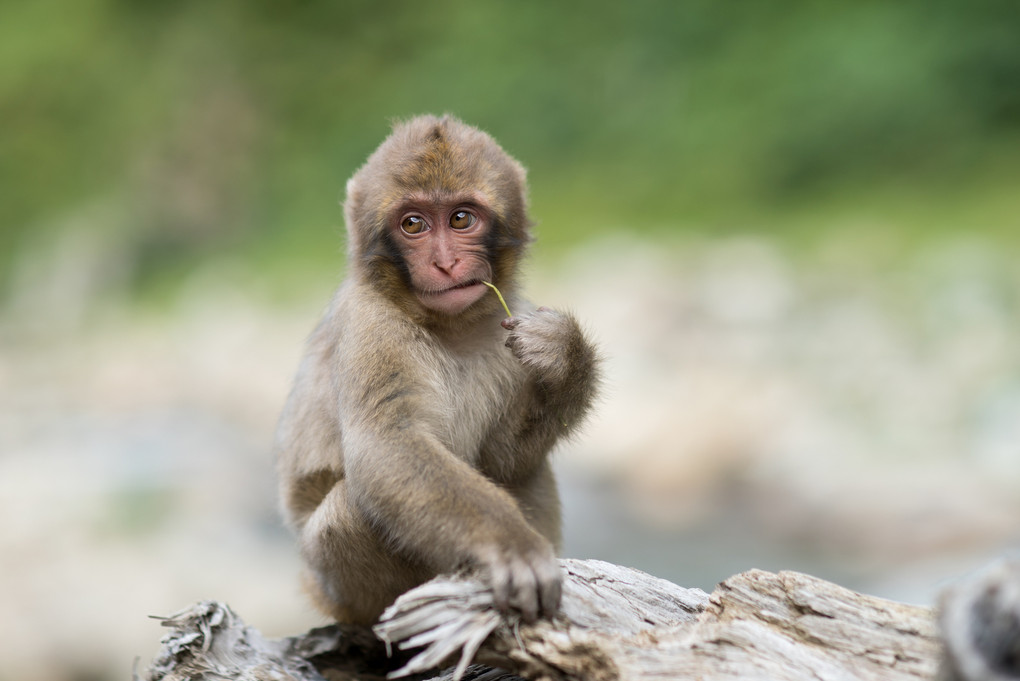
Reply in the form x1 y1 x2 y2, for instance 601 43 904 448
275 115 600 625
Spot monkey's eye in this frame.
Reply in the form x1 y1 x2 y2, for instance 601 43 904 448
450 211 476 230
400 216 428 235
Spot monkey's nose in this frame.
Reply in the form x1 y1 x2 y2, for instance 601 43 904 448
433 257 461 276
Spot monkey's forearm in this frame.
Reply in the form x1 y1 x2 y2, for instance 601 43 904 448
481 331 598 473
537 338 599 429
484 388 590 474
343 428 548 570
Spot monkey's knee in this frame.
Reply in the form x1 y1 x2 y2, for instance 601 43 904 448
298 487 428 624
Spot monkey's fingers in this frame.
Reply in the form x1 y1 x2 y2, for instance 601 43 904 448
511 559 540 623
489 559 512 615
500 316 520 331
537 562 563 619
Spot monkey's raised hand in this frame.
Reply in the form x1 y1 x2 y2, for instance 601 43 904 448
502 308 597 398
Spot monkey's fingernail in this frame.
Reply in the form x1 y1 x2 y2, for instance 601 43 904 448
537 306 551 312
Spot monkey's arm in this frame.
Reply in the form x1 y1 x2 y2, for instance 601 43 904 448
339 362 562 622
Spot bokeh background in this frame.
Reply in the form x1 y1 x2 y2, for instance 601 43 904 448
2 2 1019 680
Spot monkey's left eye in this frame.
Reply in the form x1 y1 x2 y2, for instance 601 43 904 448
450 211 476 230
401 216 428 235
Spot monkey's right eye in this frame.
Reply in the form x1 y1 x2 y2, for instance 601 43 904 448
400 216 428 235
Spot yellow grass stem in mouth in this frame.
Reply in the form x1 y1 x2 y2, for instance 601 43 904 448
481 281 512 318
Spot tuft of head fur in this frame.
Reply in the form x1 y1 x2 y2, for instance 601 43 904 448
343 115 532 318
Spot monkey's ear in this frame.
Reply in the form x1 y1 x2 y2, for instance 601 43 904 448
343 177 356 213
343 176 367 254
343 176 361 216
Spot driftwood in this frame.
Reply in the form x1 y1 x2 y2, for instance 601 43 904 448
145 558 1020 681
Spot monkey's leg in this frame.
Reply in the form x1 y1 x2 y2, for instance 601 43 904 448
299 481 431 625
507 459 562 553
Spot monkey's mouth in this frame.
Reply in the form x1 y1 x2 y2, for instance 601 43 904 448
448 279 483 291
418 280 487 315
423 279 483 295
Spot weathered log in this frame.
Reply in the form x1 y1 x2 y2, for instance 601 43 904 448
374 559 708 680
145 557 1000 681
145 599 521 681
375 558 939 681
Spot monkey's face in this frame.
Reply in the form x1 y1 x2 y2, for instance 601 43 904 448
392 196 493 316
345 115 532 321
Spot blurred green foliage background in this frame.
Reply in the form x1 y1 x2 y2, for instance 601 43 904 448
3 0 1018 306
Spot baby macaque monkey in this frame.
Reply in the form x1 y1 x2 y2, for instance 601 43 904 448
275 114 600 625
